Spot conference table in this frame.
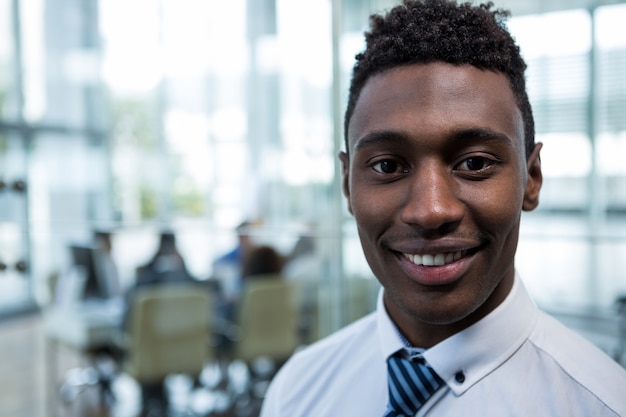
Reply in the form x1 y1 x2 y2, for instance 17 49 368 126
45 297 124 350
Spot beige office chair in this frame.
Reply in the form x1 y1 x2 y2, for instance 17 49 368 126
122 284 213 392
233 277 300 363
227 277 300 410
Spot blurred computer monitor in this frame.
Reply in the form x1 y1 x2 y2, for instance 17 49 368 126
69 244 111 300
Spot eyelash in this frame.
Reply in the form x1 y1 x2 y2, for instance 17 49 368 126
369 156 498 177
454 156 497 172
371 159 408 175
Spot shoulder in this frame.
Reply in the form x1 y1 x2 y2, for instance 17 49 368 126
529 311 626 414
283 311 377 372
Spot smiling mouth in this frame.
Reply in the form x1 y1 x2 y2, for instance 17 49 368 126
402 250 467 267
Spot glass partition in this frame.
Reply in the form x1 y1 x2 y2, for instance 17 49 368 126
0 0 624 345
0 131 30 312
509 6 626 316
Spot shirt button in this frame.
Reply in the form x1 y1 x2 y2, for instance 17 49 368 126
455 371 465 384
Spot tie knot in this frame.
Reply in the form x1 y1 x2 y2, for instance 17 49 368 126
384 354 444 417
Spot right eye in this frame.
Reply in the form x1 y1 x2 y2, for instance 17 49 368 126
371 159 406 174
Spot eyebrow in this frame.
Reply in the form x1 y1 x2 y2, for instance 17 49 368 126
352 127 515 152
352 130 411 152
451 127 515 145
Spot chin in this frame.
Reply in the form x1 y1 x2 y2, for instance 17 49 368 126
402 293 484 326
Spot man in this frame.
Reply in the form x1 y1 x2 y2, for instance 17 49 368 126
93 230 121 299
212 220 256 301
260 1 626 416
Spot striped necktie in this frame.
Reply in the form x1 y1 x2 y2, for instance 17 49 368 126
384 352 445 417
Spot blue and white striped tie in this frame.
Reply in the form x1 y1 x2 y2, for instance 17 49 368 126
384 353 445 417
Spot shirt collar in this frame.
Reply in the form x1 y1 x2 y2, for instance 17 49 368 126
376 271 539 395
377 287 408 359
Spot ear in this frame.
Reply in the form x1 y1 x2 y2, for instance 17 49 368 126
339 151 353 215
522 143 543 211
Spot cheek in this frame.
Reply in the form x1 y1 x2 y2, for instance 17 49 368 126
464 181 524 244
350 188 396 225
351 190 395 261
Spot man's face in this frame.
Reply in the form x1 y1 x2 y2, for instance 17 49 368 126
341 63 542 344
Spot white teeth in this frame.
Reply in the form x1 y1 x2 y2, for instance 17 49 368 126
404 251 465 267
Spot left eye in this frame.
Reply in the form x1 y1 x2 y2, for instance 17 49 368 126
456 157 493 171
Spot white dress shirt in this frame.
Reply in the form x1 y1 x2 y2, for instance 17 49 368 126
261 272 626 416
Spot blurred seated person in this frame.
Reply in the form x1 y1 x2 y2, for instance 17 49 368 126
54 229 121 307
52 229 123 404
93 229 122 298
281 232 321 344
211 220 257 301
210 220 257 340
122 230 201 413
282 231 320 283
242 245 284 281
135 230 195 286
212 245 285 359
122 229 200 334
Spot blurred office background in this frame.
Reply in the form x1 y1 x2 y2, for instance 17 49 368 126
0 0 625 416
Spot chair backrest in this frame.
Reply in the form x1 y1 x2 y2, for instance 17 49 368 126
125 284 212 384
234 278 299 363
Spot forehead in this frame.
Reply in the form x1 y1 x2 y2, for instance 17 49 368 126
347 63 524 153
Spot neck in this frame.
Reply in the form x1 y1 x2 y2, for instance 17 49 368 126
388 274 515 348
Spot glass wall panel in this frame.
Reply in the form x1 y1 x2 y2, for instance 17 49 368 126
0 0 18 121
510 10 592 211
28 131 113 302
510 7 626 313
20 0 103 127
0 0 624 340
596 4 626 212
0 132 30 313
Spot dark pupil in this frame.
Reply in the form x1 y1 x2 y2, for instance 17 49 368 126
466 158 485 170
380 160 397 173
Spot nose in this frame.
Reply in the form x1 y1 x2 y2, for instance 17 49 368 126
400 162 464 233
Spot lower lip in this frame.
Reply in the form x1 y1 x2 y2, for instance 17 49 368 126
398 253 473 286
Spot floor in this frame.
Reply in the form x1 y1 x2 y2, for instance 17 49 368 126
0 312 72 417
0 312 264 417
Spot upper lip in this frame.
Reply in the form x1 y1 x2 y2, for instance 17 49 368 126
386 238 483 256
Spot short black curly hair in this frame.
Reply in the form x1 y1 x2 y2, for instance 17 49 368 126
344 0 535 158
